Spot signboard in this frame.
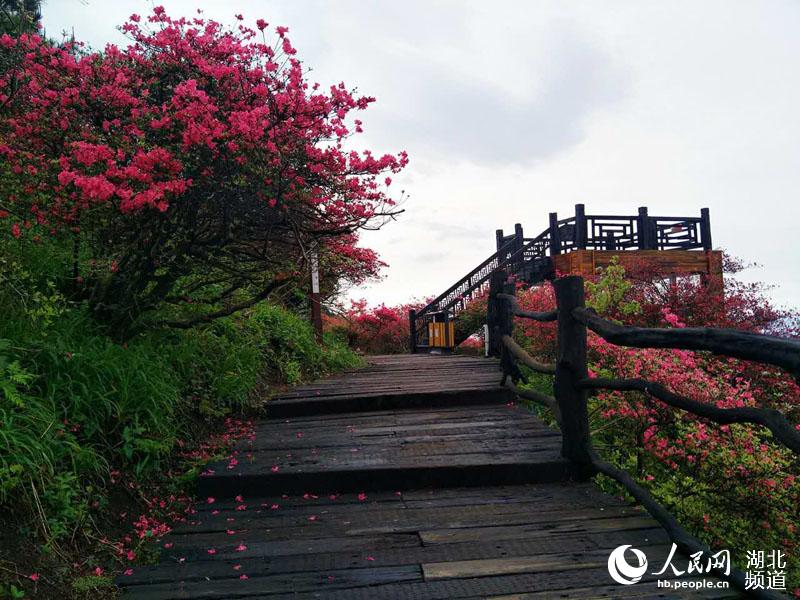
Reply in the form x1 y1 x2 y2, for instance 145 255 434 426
310 251 320 294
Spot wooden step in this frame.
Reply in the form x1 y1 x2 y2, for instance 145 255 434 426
267 387 513 418
197 404 575 498
266 354 511 417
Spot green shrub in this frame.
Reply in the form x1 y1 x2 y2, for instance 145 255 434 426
0 286 361 548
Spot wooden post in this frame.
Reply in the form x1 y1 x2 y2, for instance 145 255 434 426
604 231 616 251
497 278 516 384
495 228 506 265
700 207 712 251
702 251 725 301
499 279 515 338
486 270 505 357
637 206 652 250
514 223 524 273
554 276 593 473
309 249 323 344
574 204 587 249
409 309 417 354
549 212 561 256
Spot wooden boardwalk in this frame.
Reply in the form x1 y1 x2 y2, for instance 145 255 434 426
119 355 735 598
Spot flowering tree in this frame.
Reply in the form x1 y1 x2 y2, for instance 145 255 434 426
0 8 407 337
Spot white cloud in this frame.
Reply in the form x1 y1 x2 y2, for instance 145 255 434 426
44 0 800 310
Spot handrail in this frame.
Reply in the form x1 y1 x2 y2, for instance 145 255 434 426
412 232 555 349
573 307 800 378
415 238 516 319
489 273 797 599
501 335 556 374
496 293 557 322
505 379 561 426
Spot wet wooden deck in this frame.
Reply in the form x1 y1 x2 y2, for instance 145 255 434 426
119 354 735 598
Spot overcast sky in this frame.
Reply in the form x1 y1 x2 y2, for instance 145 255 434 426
45 1 800 310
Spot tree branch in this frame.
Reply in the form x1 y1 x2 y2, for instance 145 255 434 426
158 277 292 329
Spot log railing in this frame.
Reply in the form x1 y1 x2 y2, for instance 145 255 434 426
489 272 799 599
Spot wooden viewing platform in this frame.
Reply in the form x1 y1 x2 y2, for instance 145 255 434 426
410 205 722 352
118 355 736 599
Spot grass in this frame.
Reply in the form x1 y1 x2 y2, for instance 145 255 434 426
0 246 363 597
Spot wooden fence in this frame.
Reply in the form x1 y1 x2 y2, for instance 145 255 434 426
487 271 800 599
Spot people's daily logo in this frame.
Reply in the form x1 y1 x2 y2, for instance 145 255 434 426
607 545 648 585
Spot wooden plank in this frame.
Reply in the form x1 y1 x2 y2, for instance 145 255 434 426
120 565 423 599
126 535 667 587
552 249 722 279
197 459 578 498
227 567 733 599
488 580 738 599
420 515 659 544
424 554 601 580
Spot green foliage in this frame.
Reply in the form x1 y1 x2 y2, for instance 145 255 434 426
453 296 488 345
0 0 41 36
585 257 641 317
71 575 116 599
0 242 361 552
248 303 362 382
0 583 26 599
0 253 67 330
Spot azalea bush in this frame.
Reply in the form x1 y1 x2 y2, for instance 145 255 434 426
511 259 800 589
325 299 423 354
0 7 406 337
330 293 492 355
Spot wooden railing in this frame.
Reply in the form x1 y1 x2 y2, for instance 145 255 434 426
488 271 800 599
411 204 713 352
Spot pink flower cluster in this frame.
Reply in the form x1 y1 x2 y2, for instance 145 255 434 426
0 7 406 285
